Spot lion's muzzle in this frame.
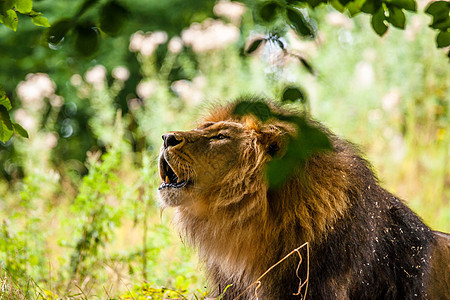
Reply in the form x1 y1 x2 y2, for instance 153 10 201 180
158 133 188 190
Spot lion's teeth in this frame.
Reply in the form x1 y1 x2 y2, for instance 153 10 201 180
165 176 169 183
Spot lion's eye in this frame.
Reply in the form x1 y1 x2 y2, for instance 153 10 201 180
209 134 228 140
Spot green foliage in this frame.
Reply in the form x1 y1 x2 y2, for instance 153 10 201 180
99 0 129 36
371 7 388 36
120 282 210 300
387 5 406 29
68 147 125 279
0 8 18 31
74 23 100 56
425 1 450 48
246 38 265 54
282 86 306 104
0 105 13 142
286 6 315 38
248 0 449 52
47 19 72 45
0 0 49 31
259 1 281 23
0 85 28 142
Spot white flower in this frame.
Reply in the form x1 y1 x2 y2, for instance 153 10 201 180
382 90 401 112
404 16 423 42
168 37 183 54
70 74 83 86
16 73 55 109
181 19 239 53
129 30 145 52
214 1 246 25
130 31 168 56
354 61 374 89
112 66 130 81
50 95 64 108
140 37 157 56
45 132 58 149
152 31 168 44
128 98 142 111
171 77 204 106
14 108 37 131
85 65 107 85
326 12 354 29
136 80 157 99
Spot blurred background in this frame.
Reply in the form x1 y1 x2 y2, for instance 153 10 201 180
0 0 449 298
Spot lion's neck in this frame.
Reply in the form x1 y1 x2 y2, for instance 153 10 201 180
174 151 357 284
175 191 274 279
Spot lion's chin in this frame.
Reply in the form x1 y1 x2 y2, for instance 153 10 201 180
157 187 188 207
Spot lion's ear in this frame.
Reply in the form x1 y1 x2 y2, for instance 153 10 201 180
259 125 289 157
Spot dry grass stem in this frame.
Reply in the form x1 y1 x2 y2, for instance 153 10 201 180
232 242 309 300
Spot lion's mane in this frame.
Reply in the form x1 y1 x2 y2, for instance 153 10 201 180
165 99 448 299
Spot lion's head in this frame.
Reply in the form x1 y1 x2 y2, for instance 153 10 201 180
157 99 352 237
158 101 290 216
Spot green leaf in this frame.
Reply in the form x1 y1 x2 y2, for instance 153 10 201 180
0 9 18 31
347 0 369 16
47 19 72 45
389 0 416 12
0 0 15 11
245 38 265 55
75 24 100 56
425 1 450 30
430 18 450 31
436 30 450 48
0 106 13 142
15 0 33 14
0 97 12 111
298 56 315 75
266 157 297 188
387 5 406 29
425 1 449 23
76 0 98 18
337 0 353 6
30 13 51 27
99 1 129 36
266 117 332 188
282 86 306 104
286 7 314 38
330 0 346 12
371 7 388 36
259 2 280 23
361 0 382 14
0 86 12 111
306 0 328 8
233 101 274 122
12 122 29 138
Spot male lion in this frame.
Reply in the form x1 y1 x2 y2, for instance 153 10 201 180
158 99 449 299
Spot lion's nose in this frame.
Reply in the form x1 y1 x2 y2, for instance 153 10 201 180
162 133 182 148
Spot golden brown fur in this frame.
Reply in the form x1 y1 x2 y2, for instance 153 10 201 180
158 99 448 299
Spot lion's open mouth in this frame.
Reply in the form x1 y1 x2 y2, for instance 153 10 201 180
158 154 188 190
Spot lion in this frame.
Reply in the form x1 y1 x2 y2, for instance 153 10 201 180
157 98 449 299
